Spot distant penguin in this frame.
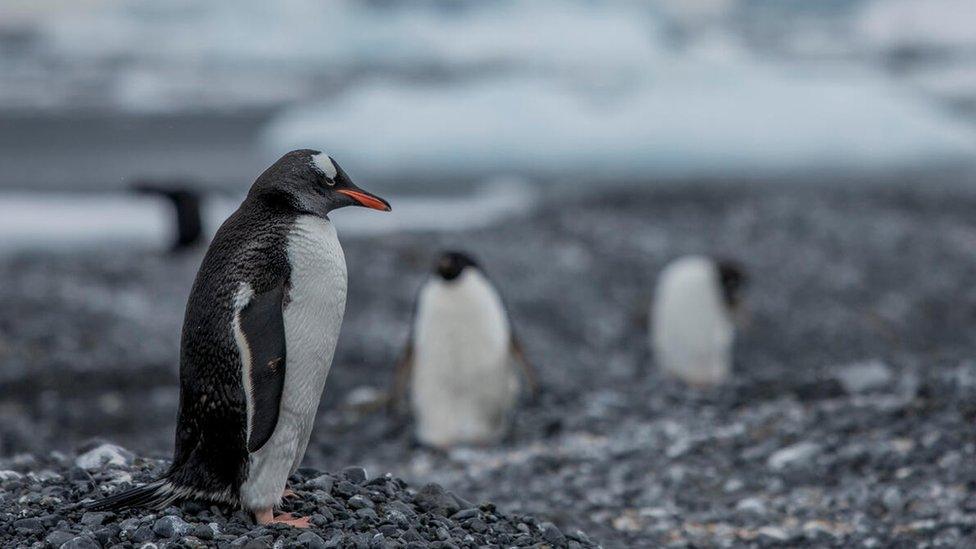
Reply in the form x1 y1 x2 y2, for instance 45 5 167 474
651 255 746 387
133 182 205 251
88 150 390 527
391 251 538 449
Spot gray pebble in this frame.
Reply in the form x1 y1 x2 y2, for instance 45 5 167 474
541 522 566 545
297 531 328 549
13 517 45 534
152 515 191 538
44 531 75 548
341 466 368 484
59 536 100 549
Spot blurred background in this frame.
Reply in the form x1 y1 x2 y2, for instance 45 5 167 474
2 1 976 546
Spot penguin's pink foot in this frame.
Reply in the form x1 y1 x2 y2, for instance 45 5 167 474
254 509 311 528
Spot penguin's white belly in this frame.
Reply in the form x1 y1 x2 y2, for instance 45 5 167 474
651 256 733 386
410 272 518 448
241 215 346 510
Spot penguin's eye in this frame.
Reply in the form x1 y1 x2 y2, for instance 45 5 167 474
325 178 336 187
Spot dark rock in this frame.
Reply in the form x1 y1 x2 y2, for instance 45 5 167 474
414 484 460 516
153 514 191 538
307 474 335 493
342 466 368 484
451 508 479 521
80 511 112 527
44 530 75 547
131 525 154 543
60 536 100 549
192 523 216 540
14 516 45 534
541 522 566 546
297 531 328 549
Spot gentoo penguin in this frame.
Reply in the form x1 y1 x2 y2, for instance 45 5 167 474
133 181 204 251
651 255 746 387
88 149 390 527
391 251 538 448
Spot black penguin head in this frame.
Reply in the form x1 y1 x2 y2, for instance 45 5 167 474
716 259 747 309
249 149 391 216
435 251 479 282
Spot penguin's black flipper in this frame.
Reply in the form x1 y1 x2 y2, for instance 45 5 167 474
387 341 414 416
239 282 288 453
511 335 540 402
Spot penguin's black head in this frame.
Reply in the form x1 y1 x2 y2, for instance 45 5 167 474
249 149 391 216
716 259 747 309
435 251 479 282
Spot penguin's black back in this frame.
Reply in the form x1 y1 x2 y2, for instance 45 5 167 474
88 195 298 512
168 195 296 503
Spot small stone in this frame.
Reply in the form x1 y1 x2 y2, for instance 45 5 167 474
131 525 154 543
180 536 209 549
541 522 566 545
13 517 45 533
348 495 374 509
415 484 460 516
80 511 112 527
311 511 333 526
342 466 368 484
836 360 893 394
60 536 100 549
757 526 791 541
308 474 335 493
468 518 488 533
153 515 192 538
297 531 328 549
452 508 479 521
45 530 75 547
736 497 766 515
192 524 215 540
0 470 24 480
75 443 134 470
334 480 358 497
356 507 379 521
883 487 904 513
768 442 821 470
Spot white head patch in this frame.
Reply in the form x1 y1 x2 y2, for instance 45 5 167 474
311 152 338 179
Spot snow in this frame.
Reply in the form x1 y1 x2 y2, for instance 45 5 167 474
0 1 659 112
857 0 976 53
0 193 171 251
0 179 536 252
265 64 976 181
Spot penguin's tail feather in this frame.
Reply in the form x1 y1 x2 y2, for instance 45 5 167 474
85 477 240 511
85 478 238 512
85 479 171 511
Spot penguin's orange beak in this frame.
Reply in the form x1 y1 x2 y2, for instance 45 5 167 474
337 189 391 212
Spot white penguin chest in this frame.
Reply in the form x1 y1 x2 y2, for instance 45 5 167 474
651 256 734 385
413 271 511 381
410 271 518 446
281 215 347 414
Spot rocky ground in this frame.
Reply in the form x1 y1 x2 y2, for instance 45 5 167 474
3 180 976 547
1 443 592 548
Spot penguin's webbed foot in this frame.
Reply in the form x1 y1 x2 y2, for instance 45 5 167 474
254 509 311 528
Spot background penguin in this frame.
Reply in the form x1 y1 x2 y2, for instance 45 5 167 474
391 251 538 449
87 149 390 527
132 181 205 251
651 255 747 387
